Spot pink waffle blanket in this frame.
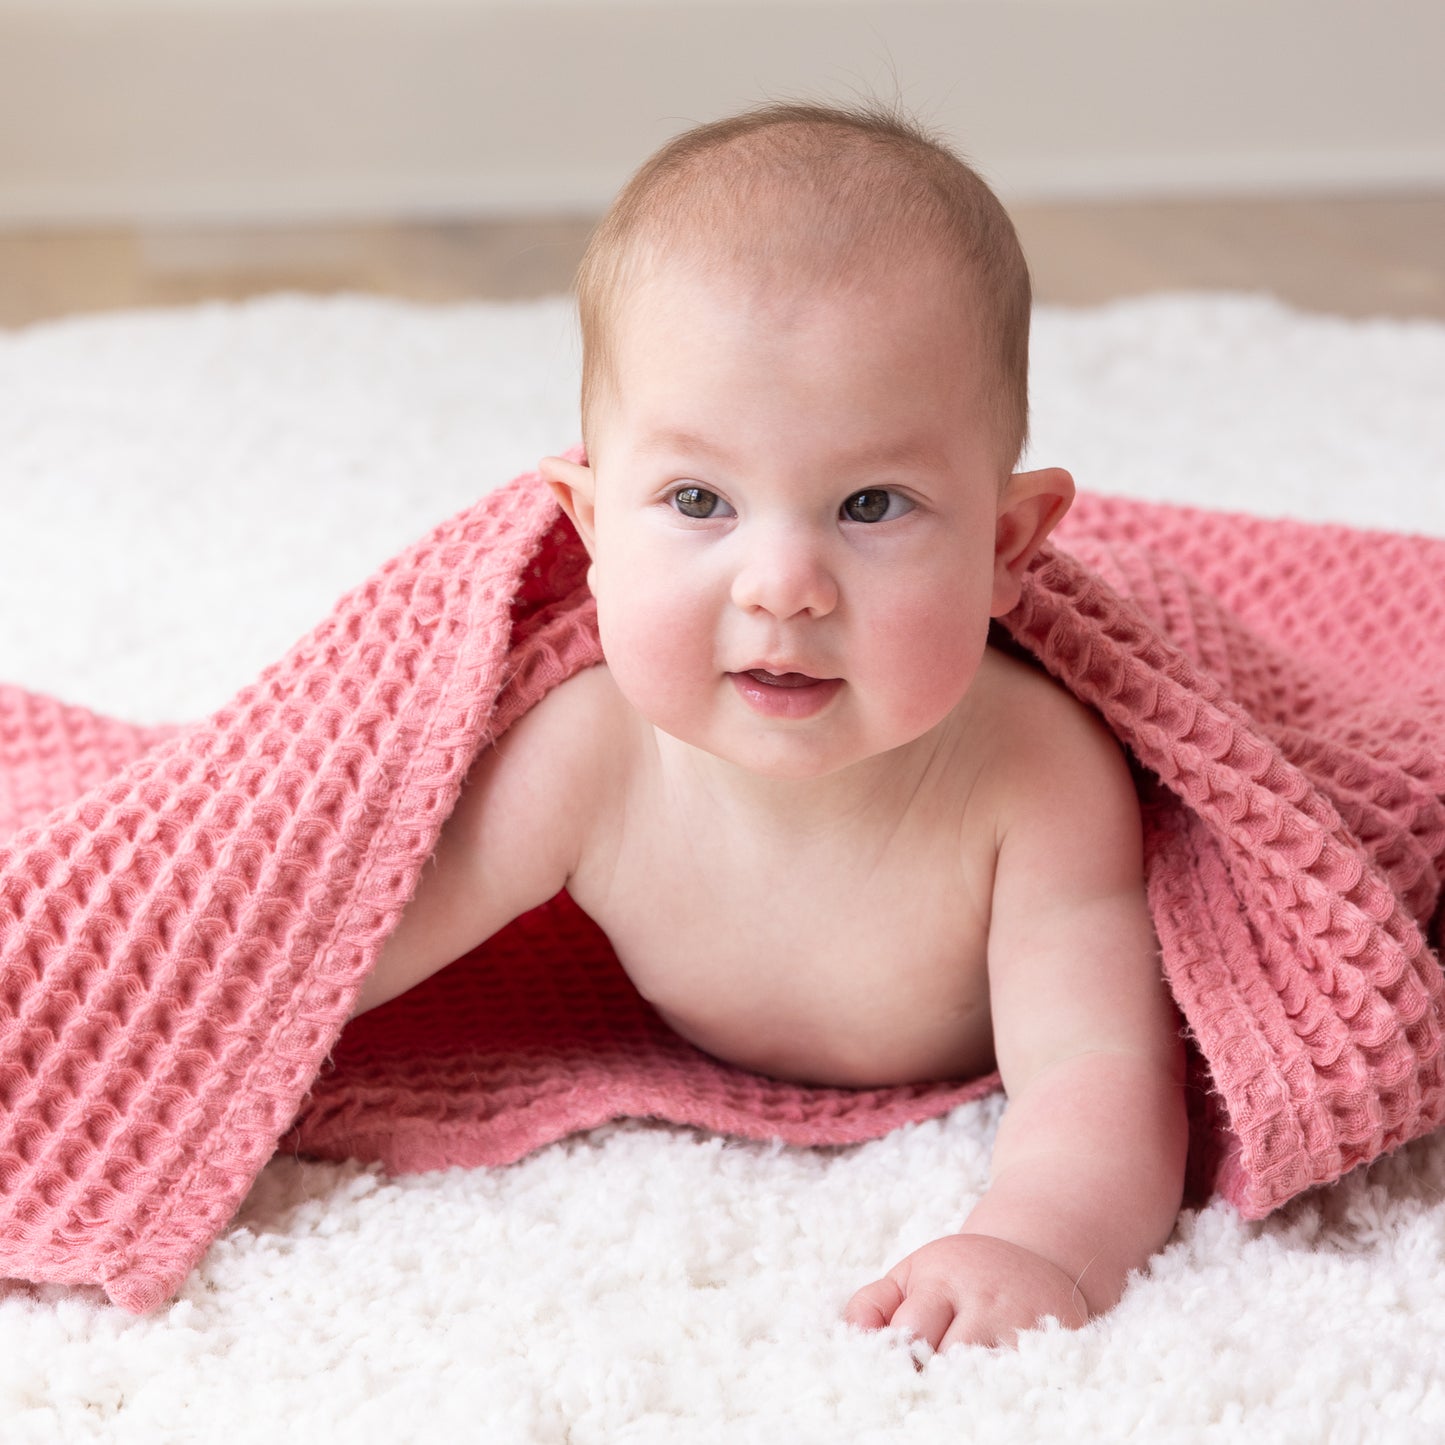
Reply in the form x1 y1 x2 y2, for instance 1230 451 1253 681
3 456 1445 1312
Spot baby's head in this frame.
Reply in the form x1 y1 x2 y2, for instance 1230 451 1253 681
541 99 1073 781
575 97 1032 477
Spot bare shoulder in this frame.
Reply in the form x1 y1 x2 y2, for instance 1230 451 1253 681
456 660 633 869
350 662 634 1015
975 646 1140 852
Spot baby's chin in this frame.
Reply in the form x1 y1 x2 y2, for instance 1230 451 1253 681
656 725 927 787
613 673 957 785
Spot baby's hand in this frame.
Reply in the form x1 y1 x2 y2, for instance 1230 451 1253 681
843 1232 1090 1356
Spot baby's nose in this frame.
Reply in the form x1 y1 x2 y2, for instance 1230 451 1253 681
729 531 839 620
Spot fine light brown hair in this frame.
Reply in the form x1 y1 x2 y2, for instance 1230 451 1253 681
574 96 1033 473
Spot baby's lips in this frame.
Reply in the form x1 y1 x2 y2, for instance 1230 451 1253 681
744 669 827 689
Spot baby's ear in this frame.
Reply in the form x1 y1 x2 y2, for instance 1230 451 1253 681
538 454 598 556
990 466 1075 616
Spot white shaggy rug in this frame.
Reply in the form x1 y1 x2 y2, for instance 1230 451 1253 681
2 292 1445 1443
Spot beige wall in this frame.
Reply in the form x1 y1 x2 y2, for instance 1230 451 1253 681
1 0 1441 225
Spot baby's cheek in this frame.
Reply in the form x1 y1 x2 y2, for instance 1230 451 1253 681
595 578 710 723
879 596 991 725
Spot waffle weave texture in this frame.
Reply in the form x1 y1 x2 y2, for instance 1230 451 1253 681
3 456 1445 1312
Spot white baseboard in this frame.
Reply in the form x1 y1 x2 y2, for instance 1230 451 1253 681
1 0 1441 226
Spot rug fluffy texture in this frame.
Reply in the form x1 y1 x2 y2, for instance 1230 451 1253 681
2 292 1444 1442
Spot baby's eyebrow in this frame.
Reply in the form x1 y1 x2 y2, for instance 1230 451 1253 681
637 429 947 473
637 428 728 460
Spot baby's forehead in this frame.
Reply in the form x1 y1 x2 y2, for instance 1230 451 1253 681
608 274 992 424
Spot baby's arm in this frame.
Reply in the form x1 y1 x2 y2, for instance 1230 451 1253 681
845 701 1187 1353
349 667 607 1017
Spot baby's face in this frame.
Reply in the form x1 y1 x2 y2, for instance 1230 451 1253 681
550 258 1058 781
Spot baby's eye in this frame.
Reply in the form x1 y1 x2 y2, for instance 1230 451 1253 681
841 489 913 524
671 485 733 519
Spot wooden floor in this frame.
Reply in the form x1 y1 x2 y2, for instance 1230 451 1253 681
2 193 1443 327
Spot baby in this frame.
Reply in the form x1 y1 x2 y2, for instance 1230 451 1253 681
353 98 1188 1353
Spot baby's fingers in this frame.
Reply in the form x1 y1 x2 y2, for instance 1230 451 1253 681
842 1274 905 1330
879 1285 959 1357
936 1299 1028 1352
845 1272 959 1362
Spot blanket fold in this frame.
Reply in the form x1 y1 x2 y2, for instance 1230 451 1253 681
3 456 1444 1311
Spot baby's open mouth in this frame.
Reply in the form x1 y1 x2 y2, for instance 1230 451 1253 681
745 669 826 689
